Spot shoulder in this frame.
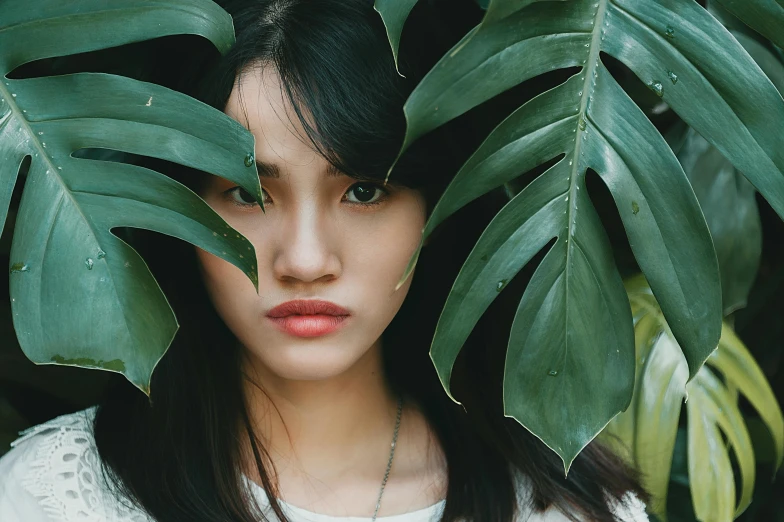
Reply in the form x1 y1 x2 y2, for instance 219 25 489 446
0 407 151 522
511 468 649 521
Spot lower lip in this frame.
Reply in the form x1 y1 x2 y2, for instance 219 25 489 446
268 315 349 338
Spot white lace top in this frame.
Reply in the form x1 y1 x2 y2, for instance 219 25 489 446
0 408 649 522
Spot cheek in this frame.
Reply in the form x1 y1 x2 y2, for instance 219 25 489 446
195 246 256 326
349 195 426 313
387 194 427 273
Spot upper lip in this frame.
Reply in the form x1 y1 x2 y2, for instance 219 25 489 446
267 299 350 318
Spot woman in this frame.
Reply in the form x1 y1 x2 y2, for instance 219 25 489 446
0 0 649 520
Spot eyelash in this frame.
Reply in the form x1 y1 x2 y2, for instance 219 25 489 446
224 182 390 209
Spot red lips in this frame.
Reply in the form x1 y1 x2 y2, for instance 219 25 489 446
267 299 350 318
266 299 350 337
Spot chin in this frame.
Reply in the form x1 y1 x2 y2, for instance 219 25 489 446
248 341 367 382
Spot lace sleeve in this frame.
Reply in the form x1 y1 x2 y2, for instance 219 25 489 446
0 428 54 522
0 407 152 522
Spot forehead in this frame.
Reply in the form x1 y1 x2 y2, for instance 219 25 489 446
224 65 324 176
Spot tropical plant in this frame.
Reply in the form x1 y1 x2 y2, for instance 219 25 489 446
636 11 784 518
603 275 784 522
375 0 784 473
0 0 264 394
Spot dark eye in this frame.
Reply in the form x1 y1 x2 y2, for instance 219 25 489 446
344 183 385 205
228 187 266 206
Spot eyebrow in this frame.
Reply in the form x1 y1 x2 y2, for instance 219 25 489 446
255 160 342 179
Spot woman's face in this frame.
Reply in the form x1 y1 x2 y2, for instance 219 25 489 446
196 66 426 381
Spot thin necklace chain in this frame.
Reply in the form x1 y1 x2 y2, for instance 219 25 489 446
371 396 403 521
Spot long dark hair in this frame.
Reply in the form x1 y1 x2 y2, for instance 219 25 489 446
93 1 649 521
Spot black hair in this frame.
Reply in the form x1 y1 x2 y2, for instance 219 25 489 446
94 1 649 521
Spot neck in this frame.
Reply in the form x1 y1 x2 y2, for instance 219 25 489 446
240 339 400 483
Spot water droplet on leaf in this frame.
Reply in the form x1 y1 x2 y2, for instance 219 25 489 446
244 153 255 167
97 250 106 259
668 71 678 84
664 25 675 39
578 117 587 131
10 263 29 274
85 258 94 270
496 279 508 292
632 201 640 215
548 370 558 377
648 81 664 97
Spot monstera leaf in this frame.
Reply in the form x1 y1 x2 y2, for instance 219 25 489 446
374 0 418 70
664 8 784 315
711 0 784 50
0 0 263 394
604 275 784 521
670 124 762 316
377 0 784 469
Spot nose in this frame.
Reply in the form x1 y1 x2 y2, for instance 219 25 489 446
272 205 342 284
